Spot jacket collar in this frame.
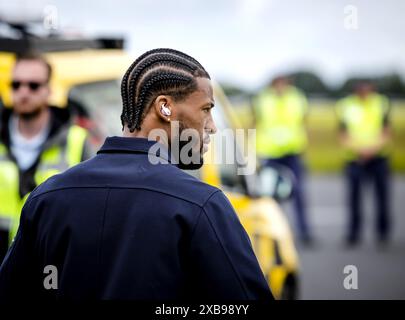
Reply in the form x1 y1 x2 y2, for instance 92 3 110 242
97 136 171 163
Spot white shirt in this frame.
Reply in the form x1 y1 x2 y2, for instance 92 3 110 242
9 115 50 171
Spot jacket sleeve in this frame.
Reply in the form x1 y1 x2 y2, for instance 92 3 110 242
188 190 274 300
0 199 41 300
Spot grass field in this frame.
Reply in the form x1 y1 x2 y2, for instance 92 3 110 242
232 99 405 173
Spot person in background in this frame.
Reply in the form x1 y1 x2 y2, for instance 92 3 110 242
336 81 392 246
253 75 313 245
0 52 91 263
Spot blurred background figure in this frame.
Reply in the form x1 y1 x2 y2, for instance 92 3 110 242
253 76 313 244
0 52 91 263
336 82 391 246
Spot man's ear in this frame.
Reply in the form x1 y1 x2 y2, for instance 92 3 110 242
154 95 173 123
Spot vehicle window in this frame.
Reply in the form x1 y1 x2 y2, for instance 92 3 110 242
210 102 248 194
68 80 123 139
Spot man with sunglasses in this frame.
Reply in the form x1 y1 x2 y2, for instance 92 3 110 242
0 52 91 263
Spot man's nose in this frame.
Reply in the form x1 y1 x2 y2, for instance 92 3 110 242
206 115 217 135
15 85 31 96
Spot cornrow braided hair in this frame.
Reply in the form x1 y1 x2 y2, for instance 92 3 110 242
120 48 210 132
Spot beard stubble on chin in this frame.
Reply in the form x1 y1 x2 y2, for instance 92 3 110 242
16 106 44 121
171 120 204 170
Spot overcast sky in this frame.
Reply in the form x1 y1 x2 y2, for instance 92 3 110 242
1 0 404 90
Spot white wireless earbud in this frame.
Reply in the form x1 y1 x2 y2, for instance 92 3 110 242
160 104 171 116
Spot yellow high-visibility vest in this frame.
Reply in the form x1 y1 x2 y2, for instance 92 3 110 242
254 86 308 158
336 93 390 159
0 125 88 243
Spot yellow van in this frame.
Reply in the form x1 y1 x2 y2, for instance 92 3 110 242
0 39 299 299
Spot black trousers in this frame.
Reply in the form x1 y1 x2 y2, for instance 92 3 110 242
345 156 391 241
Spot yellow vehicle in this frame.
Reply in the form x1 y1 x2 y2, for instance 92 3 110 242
0 31 299 299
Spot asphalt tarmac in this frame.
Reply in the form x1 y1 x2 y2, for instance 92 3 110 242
283 174 405 299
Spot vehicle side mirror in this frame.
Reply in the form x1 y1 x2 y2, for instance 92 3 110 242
257 165 294 202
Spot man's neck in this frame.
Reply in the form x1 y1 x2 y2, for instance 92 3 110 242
17 107 50 139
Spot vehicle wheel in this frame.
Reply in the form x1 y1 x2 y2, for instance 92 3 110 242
280 274 299 300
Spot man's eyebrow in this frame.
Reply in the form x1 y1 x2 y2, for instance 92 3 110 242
203 101 215 108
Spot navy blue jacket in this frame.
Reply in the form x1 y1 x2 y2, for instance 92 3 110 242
0 137 273 300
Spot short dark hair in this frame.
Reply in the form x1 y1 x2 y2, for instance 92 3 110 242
120 48 210 132
14 51 52 82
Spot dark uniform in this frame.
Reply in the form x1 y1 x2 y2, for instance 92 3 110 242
0 136 273 300
336 92 391 243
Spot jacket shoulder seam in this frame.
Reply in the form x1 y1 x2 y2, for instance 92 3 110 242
29 184 219 208
201 198 250 299
189 190 222 239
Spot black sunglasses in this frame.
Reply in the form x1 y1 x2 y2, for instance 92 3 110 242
11 81 47 91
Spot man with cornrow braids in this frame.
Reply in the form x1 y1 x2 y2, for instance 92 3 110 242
0 49 274 301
